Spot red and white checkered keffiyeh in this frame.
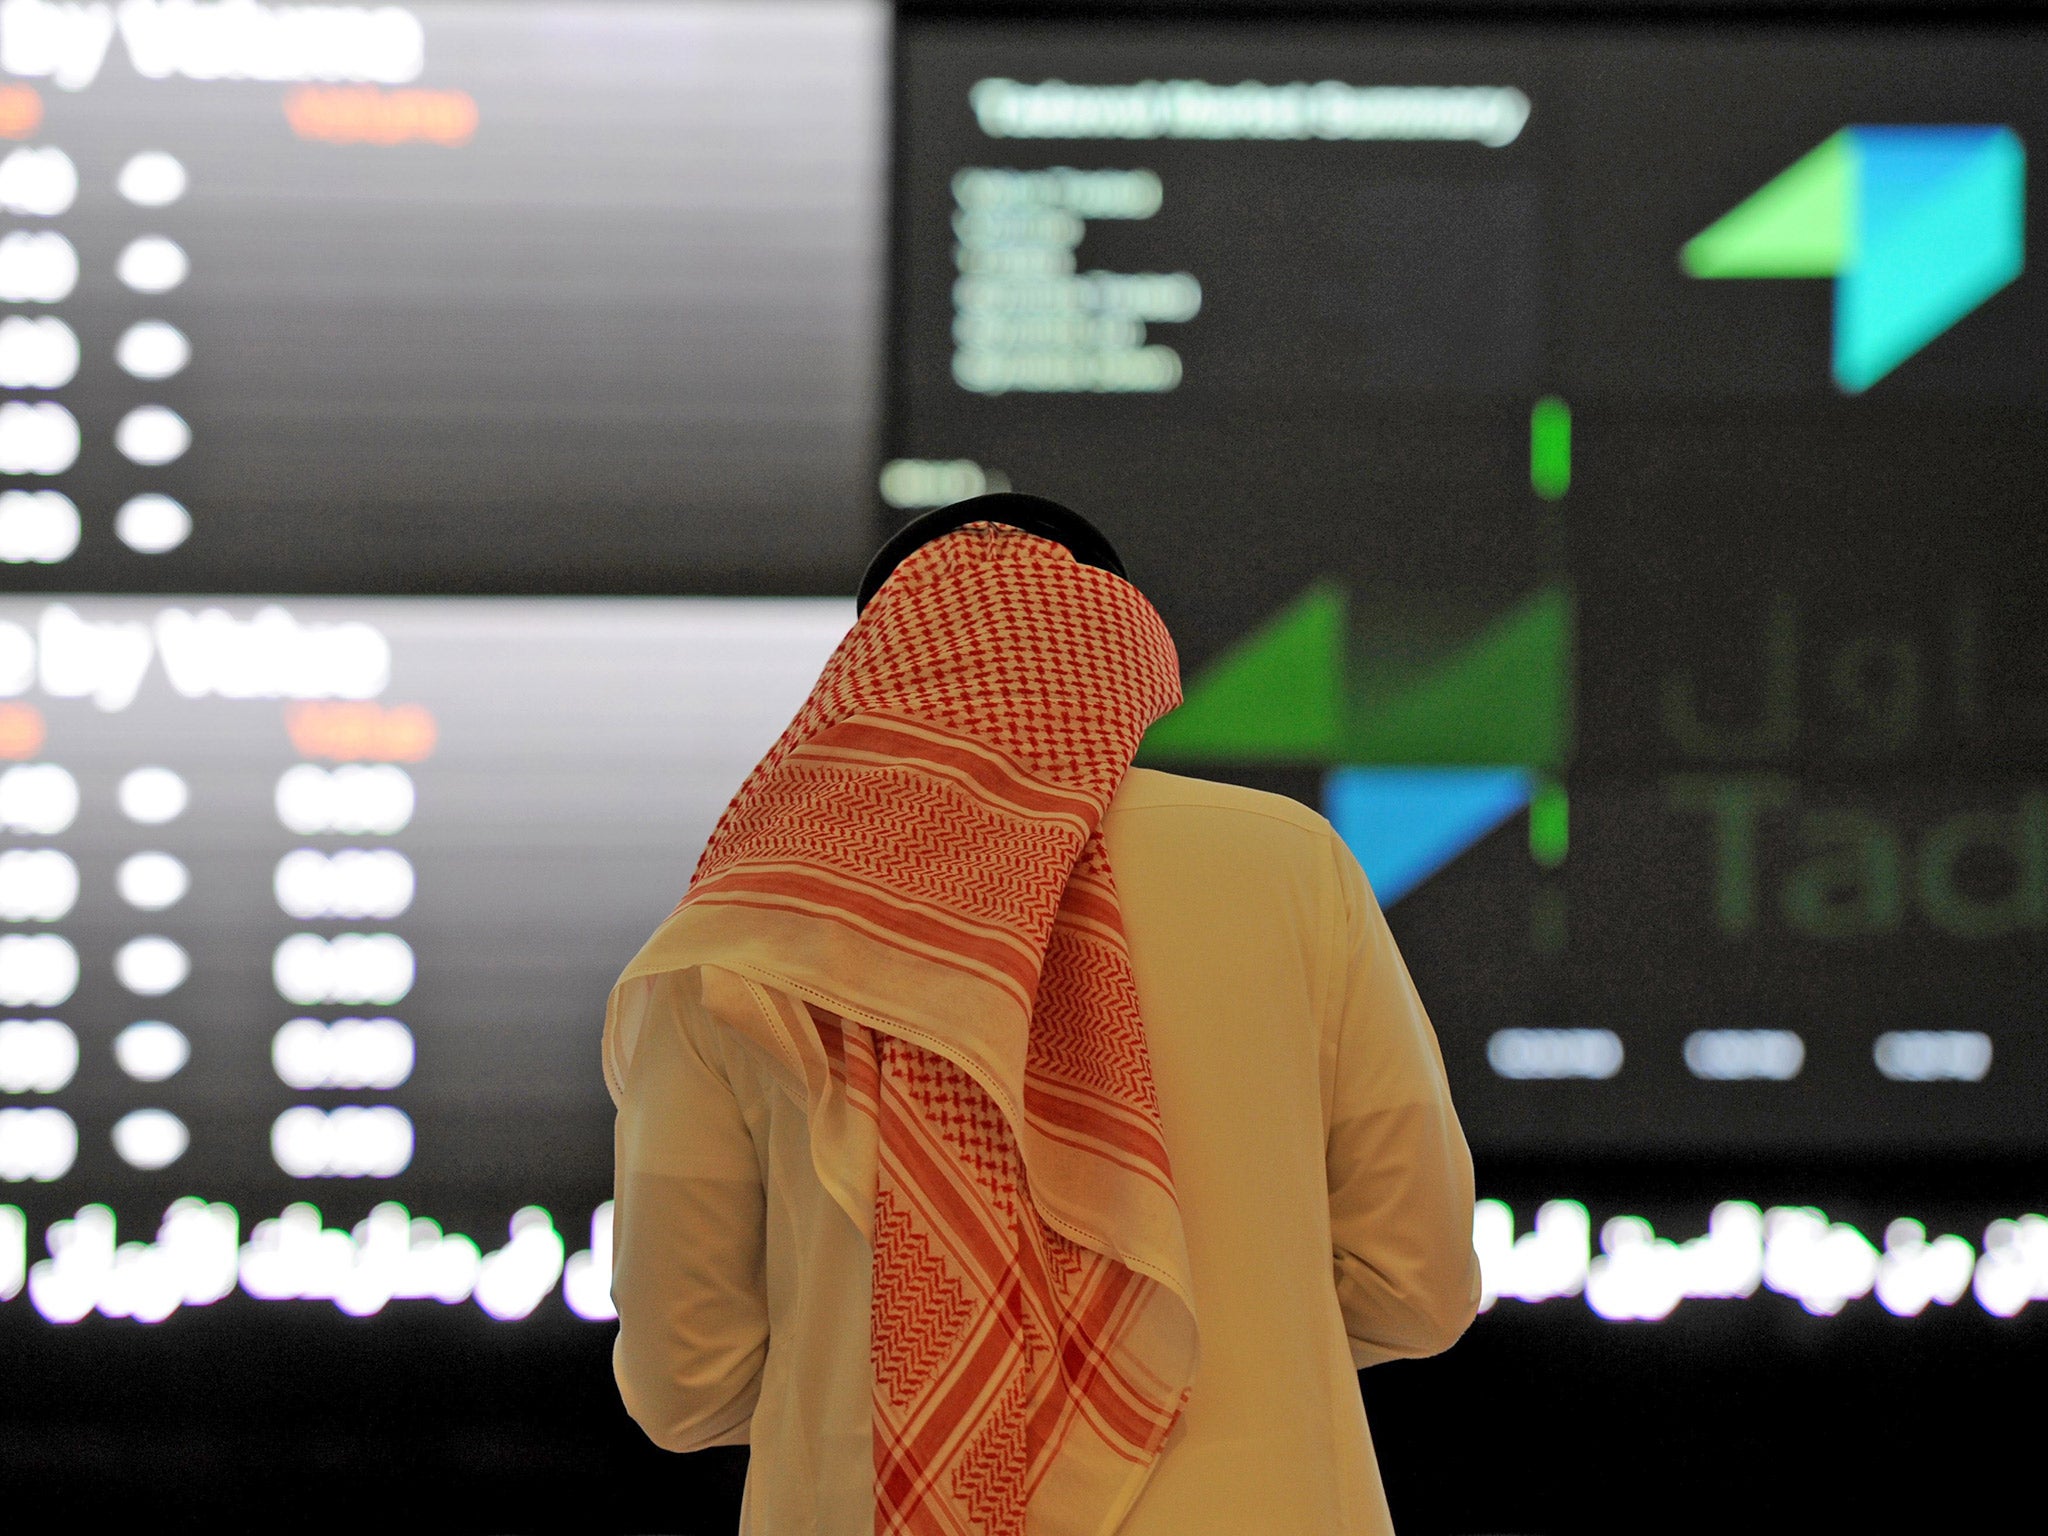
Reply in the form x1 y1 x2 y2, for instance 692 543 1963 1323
626 523 1198 1534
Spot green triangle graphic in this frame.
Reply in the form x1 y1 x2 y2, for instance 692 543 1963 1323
1345 586 1570 768
1141 583 1570 768
1140 581 1344 761
1682 130 1855 278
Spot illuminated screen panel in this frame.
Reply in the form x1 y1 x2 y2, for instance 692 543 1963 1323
891 20 2048 1153
0 0 887 594
0 594 850 1319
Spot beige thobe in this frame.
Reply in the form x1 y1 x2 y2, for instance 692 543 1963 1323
610 767 1480 1534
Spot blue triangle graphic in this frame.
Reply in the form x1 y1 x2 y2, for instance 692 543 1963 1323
1323 767 1533 906
1835 126 2024 391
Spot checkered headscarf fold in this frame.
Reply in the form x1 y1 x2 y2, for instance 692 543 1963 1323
612 523 1198 1534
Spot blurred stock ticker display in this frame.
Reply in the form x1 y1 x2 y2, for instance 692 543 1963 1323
0 0 885 593
0 0 886 1329
0 1 2045 1336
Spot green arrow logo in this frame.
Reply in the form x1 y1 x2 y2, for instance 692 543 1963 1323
1139 582 1571 770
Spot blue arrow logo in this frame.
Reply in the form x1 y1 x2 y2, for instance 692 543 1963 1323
1682 126 2025 391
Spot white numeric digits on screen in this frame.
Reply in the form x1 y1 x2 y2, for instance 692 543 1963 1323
271 752 420 1180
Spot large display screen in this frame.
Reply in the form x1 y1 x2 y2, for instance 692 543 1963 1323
0 594 850 1321
2 6 2044 1341
890 19 2048 1155
0 0 886 594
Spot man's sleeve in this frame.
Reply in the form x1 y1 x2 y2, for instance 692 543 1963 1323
1323 827 1482 1369
611 971 770 1451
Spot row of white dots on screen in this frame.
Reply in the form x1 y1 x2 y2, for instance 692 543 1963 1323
0 144 193 560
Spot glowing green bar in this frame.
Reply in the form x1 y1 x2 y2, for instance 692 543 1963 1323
1530 396 1570 501
1529 779 1568 867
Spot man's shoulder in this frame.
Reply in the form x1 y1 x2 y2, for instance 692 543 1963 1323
1108 767 1335 843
